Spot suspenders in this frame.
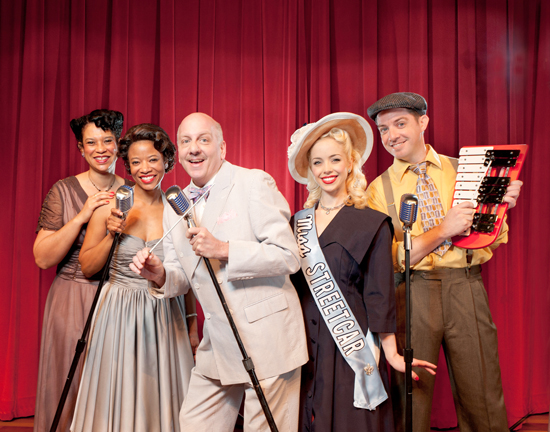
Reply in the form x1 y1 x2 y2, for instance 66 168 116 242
381 170 404 242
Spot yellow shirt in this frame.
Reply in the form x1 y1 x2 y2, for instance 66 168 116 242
366 145 508 273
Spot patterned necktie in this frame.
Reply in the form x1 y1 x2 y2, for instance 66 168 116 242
187 185 211 203
411 162 451 256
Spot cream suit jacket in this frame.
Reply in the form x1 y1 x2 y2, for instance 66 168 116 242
153 161 308 385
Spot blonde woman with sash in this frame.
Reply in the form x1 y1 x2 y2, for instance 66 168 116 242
287 113 436 432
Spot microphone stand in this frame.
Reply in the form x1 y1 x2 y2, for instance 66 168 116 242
403 224 413 432
49 232 122 432
185 216 279 432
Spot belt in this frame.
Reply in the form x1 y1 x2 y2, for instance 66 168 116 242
394 265 481 285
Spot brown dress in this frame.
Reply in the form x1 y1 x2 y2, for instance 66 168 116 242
33 176 125 432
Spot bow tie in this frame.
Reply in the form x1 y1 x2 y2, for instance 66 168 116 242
188 185 212 203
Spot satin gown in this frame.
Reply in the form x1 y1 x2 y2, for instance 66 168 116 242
71 234 194 432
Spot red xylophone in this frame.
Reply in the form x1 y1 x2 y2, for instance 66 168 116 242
451 144 528 249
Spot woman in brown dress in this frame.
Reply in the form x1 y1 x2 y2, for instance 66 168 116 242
33 109 127 432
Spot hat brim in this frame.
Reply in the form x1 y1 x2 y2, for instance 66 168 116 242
288 113 373 184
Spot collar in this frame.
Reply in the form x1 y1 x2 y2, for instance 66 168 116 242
391 144 443 180
189 164 221 190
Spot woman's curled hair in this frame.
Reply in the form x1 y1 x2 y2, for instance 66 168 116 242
118 123 176 174
304 127 368 209
70 109 124 143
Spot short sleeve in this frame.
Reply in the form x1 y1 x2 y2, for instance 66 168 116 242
36 182 64 233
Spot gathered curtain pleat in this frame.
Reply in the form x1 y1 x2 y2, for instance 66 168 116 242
1 0 548 427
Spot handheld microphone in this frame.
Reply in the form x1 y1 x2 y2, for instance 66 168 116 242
147 185 209 255
115 185 134 219
399 194 418 229
165 185 192 216
165 186 198 236
165 184 198 233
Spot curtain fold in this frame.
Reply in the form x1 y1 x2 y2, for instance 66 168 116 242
1 0 548 427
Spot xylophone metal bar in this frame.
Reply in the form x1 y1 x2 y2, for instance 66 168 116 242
451 144 528 249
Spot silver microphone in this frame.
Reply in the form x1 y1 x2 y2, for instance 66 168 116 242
115 185 134 219
399 194 418 251
399 194 418 229
165 185 192 216
148 185 208 255
165 185 199 230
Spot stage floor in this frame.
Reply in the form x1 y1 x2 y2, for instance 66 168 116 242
0 413 548 431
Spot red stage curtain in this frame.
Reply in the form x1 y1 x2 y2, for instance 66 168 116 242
1 0 548 427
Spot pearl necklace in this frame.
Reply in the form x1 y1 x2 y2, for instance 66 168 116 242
88 172 115 192
319 198 348 215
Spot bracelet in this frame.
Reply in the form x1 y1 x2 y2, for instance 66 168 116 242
185 313 198 318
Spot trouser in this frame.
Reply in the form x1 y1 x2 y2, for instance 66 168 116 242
179 367 301 432
391 266 508 432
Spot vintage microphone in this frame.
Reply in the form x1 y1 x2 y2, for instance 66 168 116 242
165 185 279 432
50 185 134 432
147 186 208 256
399 193 418 432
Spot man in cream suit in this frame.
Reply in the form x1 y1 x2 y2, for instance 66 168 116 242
131 112 308 432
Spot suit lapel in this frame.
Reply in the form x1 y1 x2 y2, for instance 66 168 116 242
200 161 234 234
179 161 234 277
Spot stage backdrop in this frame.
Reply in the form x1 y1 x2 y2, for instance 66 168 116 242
1 0 548 427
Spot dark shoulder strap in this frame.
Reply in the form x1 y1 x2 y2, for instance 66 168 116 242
381 169 403 242
448 156 458 171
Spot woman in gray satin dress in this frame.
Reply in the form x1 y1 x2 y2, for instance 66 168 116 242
71 124 196 432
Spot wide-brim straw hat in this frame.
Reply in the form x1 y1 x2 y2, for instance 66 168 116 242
287 112 373 184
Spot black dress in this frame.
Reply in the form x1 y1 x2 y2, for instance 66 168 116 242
290 205 396 432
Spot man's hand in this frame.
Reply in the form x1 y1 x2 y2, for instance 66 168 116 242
186 227 229 260
503 180 522 209
438 201 476 238
130 247 166 286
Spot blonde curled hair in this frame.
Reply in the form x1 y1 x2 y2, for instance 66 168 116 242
303 128 368 209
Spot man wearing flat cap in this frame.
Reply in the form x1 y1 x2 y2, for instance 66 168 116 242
365 92 522 432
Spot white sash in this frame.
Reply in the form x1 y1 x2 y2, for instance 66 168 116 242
294 207 388 410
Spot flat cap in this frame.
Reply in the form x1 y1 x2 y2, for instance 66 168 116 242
367 92 427 120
